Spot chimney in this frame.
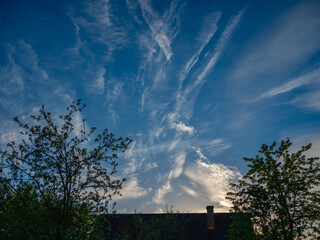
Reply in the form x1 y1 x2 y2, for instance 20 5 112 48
206 205 215 229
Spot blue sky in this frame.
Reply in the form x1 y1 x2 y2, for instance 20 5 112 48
1 0 320 213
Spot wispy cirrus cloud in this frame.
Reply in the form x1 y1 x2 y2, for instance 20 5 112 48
192 146 208 162
0 40 49 112
293 90 320 111
179 11 221 88
86 0 111 27
125 0 143 24
174 8 245 122
0 120 21 144
206 139 233 156
232 1 320 82
87 67 106 95
70 0 128 59
257 67 320 100
67 14 84 56
138 0 183 61
152 152 186 204
152 179 172 204
168 152 186 179
105 79 125 125
0 59 24 96
132 0 185 115
190 8 245 92
167 112 195 135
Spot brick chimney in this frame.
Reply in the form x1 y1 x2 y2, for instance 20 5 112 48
206 205 215 229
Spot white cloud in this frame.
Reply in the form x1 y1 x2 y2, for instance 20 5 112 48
181 185 198 198
0 40 49 97
152 67 166 87
192 146 208 161
123 158 138 175
71 0 127 59
154 33 172 61
124 141 137 159
133 1 184 114
125 0 143 24
184 159 241 210
152 152 186 205
143 161 158 172
72 111 85 138
95 68 106 94
138 0 182 61
167 112 195 135
152 179 172 204
168 139 179 151
257 67 320 100
119 177 148 199
123 139 176 157
88 67 106 95
0 60 24 95
232 1 320 81
138 0 172 60
179 11 221 87
194 8 244 88
293 90 320 111
67 14 84 55
14 40 49 81
105 80 125 125
174 122 195 135
139 88 148 113
200 138 233 156
86 0 111 27
106 81 124 101
0 120 21 144
169 152 186 179
173 9 244 121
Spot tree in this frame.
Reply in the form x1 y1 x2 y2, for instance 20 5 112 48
0 99 132 240
226 138 320 240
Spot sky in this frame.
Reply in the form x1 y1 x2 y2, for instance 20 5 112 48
1 0 320 213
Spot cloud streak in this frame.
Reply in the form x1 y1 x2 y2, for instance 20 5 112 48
173 8 244 122
138 0 182 61
193 8 245 89
232 1 320 82
257 67 320 100
179 11 221 88
70 0 128 59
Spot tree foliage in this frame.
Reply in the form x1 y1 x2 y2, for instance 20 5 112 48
226 138 320 240
0 99 131 240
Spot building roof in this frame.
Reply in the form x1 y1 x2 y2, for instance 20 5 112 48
107 211 233 240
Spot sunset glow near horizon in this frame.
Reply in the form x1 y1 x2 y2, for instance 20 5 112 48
1 0 320 213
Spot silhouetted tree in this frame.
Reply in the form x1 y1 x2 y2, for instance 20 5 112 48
226 138 320 240
0 99 131 240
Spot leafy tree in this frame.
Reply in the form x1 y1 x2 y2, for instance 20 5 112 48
226 138 320 240
0 99 131 240
0 181 50 240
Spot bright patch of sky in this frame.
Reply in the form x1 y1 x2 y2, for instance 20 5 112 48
1 0 320 213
